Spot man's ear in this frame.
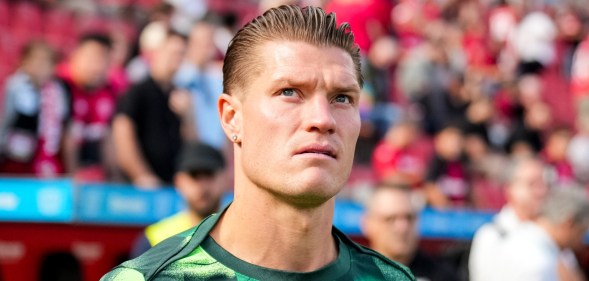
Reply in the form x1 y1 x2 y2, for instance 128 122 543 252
218 93 242 141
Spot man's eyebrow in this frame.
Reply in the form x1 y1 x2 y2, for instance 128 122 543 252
331 84 361 93
270 77 361 93
269 76 312 89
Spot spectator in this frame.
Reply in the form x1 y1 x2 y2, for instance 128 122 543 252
469 157 549 281
0 41 69 177
113 29 194 188
362 184 462 281
372 121 425 186
126 21 169 85
497 187 589 281
465 132 508 211
131 142 226 257
506 75 551 157
423 125 470 208
56 33 118 182
543 127 575 185
470 157 586 281
174 18 227 151
511 11 558 75
568 116 589 184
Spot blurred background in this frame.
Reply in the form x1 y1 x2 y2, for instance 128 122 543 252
1 0 589 280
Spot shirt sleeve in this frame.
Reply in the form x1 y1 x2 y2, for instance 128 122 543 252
116 86 141 122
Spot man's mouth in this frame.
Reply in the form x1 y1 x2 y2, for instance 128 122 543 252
295 145 337 159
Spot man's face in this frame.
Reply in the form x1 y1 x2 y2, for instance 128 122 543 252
362 189 419 262
152 35 187 81
508 161 549 219
72 41 111 88
23 47 55 85
231 41 361 207
175 171 224 218
436 129 464 161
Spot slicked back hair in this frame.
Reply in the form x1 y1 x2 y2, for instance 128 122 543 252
222 5 362 95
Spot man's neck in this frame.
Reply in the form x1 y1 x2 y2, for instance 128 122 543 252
150 70 173 91
209 183 338 272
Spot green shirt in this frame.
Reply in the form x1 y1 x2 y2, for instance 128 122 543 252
101 209 415 281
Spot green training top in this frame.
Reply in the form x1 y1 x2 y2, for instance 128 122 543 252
101 208 415 281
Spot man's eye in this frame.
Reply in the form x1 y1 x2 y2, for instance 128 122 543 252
334 95 351 104
280 89 296 97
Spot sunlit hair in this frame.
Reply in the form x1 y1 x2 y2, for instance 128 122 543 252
222 5 362 95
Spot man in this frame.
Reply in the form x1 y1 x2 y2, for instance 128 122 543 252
131 142 226 257
497 187 589 281
362 184 461 281
469 157 547 281
0 41 69 177
469 157 585 281
57 33 118 182
424 125 470 208
174 19 227 151
113 29 195 188
102 5 414 280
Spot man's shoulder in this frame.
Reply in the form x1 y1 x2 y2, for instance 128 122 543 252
102 214 221 280
335 229 415 281
104 227 197 280
101 267 146 281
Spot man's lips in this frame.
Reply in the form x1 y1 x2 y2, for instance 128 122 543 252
294 144 337 159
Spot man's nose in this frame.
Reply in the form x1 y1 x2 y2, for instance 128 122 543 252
304 95 336 134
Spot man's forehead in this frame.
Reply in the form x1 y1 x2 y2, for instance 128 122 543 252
257 41 359 86
369 189 415 214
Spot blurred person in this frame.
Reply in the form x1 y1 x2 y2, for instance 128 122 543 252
165 0 208 35
506 75 551 156
131 142 226 257
423 125 470 208
56 33 118 182
416 56 470 135
469 157 549 281
497 186 589 281
362 184 462 281
543 127 575 185
0 41 69 177
372 121 425 186
126 21 169 84
113 29 193 188
174 18 227 151
511 11 557 75
568 116 589 184
102 5 414 280
465 132 508 211
470 157 587 281
571 34 589 138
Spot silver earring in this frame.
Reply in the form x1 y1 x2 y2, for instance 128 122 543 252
232 135 238 141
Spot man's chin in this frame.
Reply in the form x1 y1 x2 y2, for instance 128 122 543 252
274 183 341 209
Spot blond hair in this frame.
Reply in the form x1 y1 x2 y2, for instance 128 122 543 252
222 5 362 94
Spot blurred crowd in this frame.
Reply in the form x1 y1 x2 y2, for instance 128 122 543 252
2 0 589 208
2 0 589 280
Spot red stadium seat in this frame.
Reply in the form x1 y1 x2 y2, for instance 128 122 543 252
0 0 10 29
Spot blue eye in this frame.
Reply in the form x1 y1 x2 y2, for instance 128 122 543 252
334 95 351 104
280 89 296 97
